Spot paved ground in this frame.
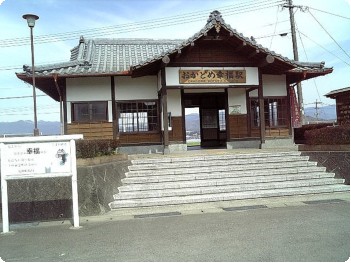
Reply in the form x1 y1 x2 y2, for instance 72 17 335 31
0 193 349 262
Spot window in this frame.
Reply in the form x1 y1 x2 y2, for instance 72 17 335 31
250 97 288 127
218 109 226 131
118 101 159 133
72 101 108 122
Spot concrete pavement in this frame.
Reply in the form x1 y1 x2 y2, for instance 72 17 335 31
0 192 349 261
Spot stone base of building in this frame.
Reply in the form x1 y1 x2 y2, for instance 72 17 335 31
227 139 261 149
117 144 164 155
260 137 297 150
168 143 187 153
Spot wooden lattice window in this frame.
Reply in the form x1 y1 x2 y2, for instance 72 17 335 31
117 100 159 133
72 101 108 122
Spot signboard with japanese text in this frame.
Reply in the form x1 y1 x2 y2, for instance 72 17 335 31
2 141 71 176
179 69 246 84
0 135 83 233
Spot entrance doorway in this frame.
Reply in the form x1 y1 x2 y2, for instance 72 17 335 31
185 107 200 148
183 93 227 149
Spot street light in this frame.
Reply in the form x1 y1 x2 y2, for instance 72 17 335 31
23 14 40 136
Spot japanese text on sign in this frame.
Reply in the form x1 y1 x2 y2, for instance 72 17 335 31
179 69 246 84
2 141 71 176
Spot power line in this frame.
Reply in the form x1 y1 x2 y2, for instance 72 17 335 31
308 6 350 20
296 24 321 101
0 0 285 48
308 9 350 58
297 29 350 66
0 95 47 100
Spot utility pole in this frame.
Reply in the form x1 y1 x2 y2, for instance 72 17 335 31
283 0 305 125
314 100 322 122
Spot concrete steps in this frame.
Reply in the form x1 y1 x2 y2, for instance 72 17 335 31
109 151 349 209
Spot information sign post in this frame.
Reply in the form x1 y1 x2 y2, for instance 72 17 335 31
0 135 83 234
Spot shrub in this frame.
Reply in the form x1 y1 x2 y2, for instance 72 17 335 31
76 139 120 158
304 125 350 145
294 123 335 143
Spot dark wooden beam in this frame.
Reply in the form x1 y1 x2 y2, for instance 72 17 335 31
258 69 265 145
258 55 275 67
175 49 182 59
234 41 247 52
161 68 169 154
111 76 117 140
248 49 260 58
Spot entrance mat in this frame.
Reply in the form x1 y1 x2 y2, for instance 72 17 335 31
303 199 346 205
134 211 181 219
222 205 268 212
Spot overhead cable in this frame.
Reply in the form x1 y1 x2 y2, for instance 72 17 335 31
308 9 350 58
0 0 285 47
297 30 350 66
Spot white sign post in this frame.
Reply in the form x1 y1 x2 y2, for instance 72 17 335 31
0 135 83 234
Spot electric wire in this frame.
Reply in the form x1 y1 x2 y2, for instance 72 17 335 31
0 0 285 47
308 9 350 58
269 5 280 49
308 6 350 20
296 24 321 101
297 30 350 66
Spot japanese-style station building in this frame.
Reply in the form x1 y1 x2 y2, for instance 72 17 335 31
16 11 333 154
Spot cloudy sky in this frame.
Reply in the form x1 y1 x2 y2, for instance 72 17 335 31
0 0 349 122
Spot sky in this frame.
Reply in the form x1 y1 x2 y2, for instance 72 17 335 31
0 0 349 122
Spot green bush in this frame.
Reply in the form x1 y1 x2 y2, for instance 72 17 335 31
305 126 350 145
76 139 120 158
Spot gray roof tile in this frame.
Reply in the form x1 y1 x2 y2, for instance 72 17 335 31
19 11 331 77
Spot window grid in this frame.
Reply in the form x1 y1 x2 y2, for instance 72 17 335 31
72 101 108 122
250 97 288 128
118 101 159 133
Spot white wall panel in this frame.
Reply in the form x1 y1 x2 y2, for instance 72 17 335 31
167 90 182 116
228 88 247 114
249 74 287 97
115 76 158 100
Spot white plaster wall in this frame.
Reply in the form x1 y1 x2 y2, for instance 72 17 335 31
228 88 247 114
165 67 259 86
167 90 182 116
66 77 112 123
115 76 158 100
66 77 111 101
249 74 287 97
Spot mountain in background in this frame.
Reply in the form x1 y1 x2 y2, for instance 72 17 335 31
304 105 336 121
0 120 60 136
0 105 336 136
185 113 200 132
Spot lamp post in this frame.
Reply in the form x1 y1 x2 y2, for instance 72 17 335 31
23 14 40 136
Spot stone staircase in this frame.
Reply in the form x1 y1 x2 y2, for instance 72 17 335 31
109 151 349 209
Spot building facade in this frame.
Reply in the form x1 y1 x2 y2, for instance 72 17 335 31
325 87 350 126
17 11 333 153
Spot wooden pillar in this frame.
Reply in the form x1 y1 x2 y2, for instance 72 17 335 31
111 76 117 140
286 82 293 136
62 79 68 135
246 88 252 138
225 88 230 143
161 68 169 154
181 88 186 143
258 70 265 145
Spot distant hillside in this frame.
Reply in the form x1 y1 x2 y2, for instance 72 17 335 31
1 105 336 136
0 120 60 136
304 105 336 121
185 113 200 132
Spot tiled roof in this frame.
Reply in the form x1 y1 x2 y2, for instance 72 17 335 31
325 87 350 98
132 10 330 74
19 10 331 78
22 38 183 77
